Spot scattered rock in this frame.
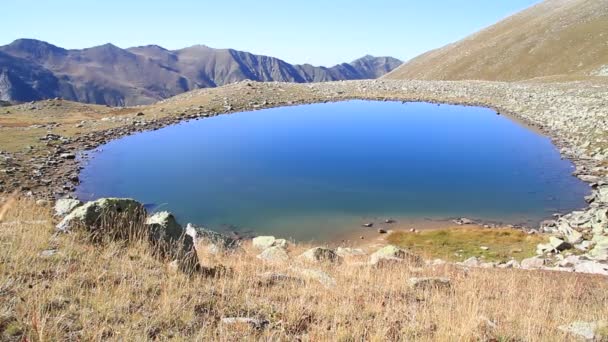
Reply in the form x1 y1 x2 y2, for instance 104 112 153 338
453 217 474 225
185 223 238 254
408 277 452 290
257 272 305 286
574 261 608 275
252 236 287 250
369 245 422 267
39 249 58 258
290 267 336 287
300 247 341 263
59 153 76 160
462 256 480 267
221 317 269 330
521 256 546 269
257 246 289 262
558 321 607 341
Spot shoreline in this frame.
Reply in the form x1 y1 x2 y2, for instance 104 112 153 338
0 79 606 241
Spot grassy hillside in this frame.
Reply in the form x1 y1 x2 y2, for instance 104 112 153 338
1 196 607 340
385 0 608 81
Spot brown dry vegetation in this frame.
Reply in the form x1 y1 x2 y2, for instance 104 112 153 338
1 197 607 341
385 0 608 81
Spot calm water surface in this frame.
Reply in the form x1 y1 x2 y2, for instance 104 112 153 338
77 101 589 241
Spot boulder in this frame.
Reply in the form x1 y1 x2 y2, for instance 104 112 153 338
56 198 146 239
369 245 422 266
257 246 289 262
521 256 546 269
300 247 341 263
257 272 305 286
462 256 480 267
595 186 608 204
53 198 82 217
408 277 451 290
558 321 607 341
145 211 183 242
557 255 582 268
574 261 608 276
556 220 583 244
549 237 572 251
290 267 336 287
497 260 520 269
252 236 277 250
185 223 238 255
252 236 288 250
588 235 608 261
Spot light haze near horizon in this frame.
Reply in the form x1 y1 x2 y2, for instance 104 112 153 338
1 0 541 66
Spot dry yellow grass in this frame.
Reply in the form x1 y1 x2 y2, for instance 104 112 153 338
385 0 608 82
1 197 607 341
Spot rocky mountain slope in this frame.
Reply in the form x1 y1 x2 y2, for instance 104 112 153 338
0 39 401 105
384 0 608 81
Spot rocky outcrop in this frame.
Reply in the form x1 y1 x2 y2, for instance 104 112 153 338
145 211 183 242
53 198 82 217
56 198 146 240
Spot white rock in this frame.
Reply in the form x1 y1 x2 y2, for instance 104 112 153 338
257 246 289 262
53 198 82 217
521 256 546 269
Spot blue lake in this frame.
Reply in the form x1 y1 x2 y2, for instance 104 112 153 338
76 101 590 241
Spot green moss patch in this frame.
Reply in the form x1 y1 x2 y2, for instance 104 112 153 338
386 227 546 262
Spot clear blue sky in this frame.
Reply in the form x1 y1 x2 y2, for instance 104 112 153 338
1 0 541 66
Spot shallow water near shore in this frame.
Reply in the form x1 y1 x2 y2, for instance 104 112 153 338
76 101 589 241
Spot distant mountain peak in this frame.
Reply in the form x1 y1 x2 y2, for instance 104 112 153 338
0 39 402 106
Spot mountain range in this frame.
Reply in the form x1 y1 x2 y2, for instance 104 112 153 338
385 0 608 81
0 39 401 106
